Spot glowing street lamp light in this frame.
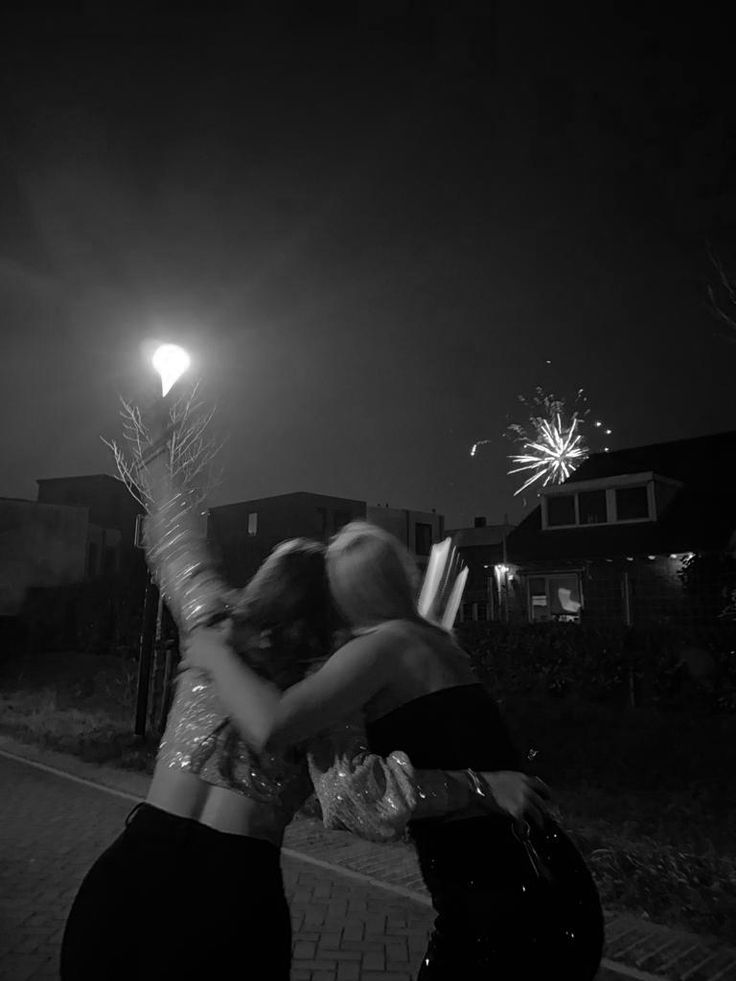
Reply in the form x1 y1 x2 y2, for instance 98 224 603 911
152 344 191 397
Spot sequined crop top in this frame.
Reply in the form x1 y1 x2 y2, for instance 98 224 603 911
157 668 313 817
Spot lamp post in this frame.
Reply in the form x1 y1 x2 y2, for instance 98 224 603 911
133 344 191 739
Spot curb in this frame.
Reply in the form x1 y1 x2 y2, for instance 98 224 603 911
1 736 734 981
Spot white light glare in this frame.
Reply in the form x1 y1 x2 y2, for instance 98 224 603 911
152 344 191 397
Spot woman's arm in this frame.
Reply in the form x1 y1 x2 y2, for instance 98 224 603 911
142 451 233 633
306 718 494 843
309 730 551 841
181 626 396 752
181 631 552 837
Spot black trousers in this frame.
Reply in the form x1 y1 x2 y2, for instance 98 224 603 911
413 816 604 981
60 803 291 980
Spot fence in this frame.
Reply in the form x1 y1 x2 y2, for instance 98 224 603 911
455 618 736 714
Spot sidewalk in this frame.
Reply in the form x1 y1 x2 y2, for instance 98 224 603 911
1 733 734 981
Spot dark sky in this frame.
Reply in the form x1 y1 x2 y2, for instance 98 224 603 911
2 2 736 528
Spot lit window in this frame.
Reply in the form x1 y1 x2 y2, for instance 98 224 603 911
529 577 548 620
247 512 258 536
547 495 576 527
528 573 582 623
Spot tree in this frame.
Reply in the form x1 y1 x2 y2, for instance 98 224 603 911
101 380 224 510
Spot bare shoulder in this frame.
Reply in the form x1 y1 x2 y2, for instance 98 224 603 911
329 623 402 663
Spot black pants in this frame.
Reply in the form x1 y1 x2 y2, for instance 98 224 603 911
61 803 291 980
413 816 604 981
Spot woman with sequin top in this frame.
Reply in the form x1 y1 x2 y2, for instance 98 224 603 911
60 442 510 981
182 521 604 980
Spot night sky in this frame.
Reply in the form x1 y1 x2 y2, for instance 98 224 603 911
2 2 736 528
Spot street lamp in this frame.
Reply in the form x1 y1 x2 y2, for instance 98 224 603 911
151 343 191 398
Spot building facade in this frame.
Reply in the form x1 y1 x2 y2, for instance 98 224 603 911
504 431 736 627
446 517 515 622
36 474 144 580
366 505 444 570
207 492 367 585
0 498 88 616
208 495 448 585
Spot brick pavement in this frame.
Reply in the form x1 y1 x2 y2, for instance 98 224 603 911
0 752 435 981
1 744 734 981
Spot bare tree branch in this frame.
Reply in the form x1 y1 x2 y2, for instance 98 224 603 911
706 244 736 337
101 382 226 511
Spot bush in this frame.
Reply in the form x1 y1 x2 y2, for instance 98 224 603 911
20 575 146 657
455 620 736 714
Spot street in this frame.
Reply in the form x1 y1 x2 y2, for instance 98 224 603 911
0 751 635 980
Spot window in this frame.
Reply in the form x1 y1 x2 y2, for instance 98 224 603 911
247 512 258 536
543 477 657 529
578 490 607 525
415 522 433 556
615 486 649 521
528 573 582 623
546 495 576 527
529 577 548 620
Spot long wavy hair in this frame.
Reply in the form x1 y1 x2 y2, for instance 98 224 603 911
232 538 334 690
326 521 421 631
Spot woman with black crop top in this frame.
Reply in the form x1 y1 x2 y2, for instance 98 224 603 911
183 521 604 979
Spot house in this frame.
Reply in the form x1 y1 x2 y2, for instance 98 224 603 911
1 475 149 617
36 474 144 580
207 493 447 585
0 498 88 617
504 430 736 626
366 505 444 571
446 517 515 622
207 492 367 585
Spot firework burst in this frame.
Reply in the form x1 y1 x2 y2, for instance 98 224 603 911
506 387 611 496
470 384 612 497
508 411 587 495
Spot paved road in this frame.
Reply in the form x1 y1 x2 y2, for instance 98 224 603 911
0 752 629 980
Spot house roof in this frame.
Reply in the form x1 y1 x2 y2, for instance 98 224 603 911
36 474 120 485
211 491 366 512
507 430 736 561
448 524 514 547
566 429 736 485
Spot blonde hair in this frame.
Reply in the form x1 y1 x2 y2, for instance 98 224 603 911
326 521 420 629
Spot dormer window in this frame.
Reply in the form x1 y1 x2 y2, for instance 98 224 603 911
547 495 576 527
578 490 607 525
540 471 676 530
614 485 649 522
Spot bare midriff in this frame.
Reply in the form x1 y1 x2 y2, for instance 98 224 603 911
146 761 289 848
